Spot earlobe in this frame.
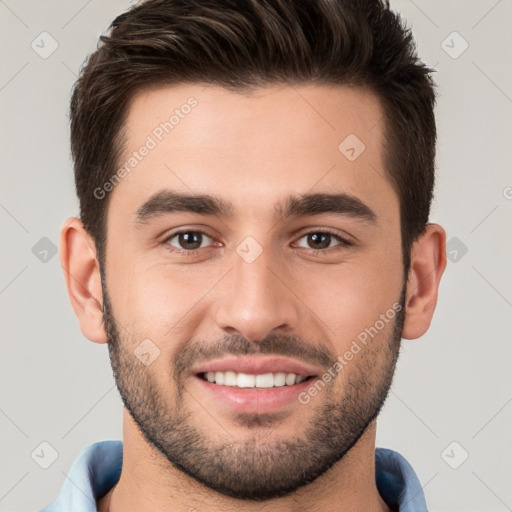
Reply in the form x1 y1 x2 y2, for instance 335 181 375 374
402 223 447 340
60 217 108 344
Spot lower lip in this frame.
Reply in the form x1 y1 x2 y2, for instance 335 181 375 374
192 375 316 414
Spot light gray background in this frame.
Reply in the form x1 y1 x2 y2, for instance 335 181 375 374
1 1 511 511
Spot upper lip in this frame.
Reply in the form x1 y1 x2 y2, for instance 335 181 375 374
191 356 320 378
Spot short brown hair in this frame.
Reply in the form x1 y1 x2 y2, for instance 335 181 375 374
70 0 436 272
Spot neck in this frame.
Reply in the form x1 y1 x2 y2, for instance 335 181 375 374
98 409 390 512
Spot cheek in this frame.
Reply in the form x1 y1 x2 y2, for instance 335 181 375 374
302 250 403 351
108 260 213 341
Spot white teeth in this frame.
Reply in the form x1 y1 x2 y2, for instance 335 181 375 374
224 371 237 386
285 373 296 386
237 373 255 387
274 372 286 386
255 373 274 388
202 371 308 388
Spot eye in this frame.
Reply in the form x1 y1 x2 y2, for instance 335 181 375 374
294 230 352 253
164 230 216 254
162 228 352 257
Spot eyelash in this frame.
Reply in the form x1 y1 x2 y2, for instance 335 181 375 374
162 229 353 256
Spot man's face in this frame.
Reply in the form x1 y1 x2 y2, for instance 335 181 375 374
101 84 405 499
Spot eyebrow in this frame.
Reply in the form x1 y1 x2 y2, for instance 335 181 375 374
135 189 377 225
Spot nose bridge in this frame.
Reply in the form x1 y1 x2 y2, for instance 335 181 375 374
214 236 299 341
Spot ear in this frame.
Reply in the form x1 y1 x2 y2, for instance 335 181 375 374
402 223 447 340
60 217 107 344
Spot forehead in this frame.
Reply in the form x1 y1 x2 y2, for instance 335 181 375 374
110 83 397 226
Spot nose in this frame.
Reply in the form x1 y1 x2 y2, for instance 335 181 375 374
213 243 300 342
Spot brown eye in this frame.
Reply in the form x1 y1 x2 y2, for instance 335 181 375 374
295 231 351 252
165 231 214 253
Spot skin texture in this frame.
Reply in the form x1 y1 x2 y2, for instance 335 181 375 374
61 84 447 512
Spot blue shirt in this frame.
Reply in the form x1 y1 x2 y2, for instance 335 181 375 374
38 441 428 511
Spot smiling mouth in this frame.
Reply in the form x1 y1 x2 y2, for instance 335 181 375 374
197 371 315 389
